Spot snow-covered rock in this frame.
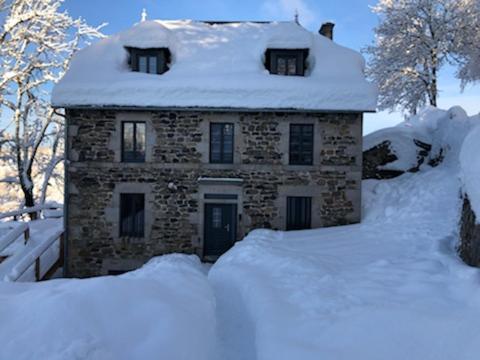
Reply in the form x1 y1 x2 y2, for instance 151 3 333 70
460 123 480 219
458 122 480 266
0 254 217 360
52 20 377 111
363 106 477 179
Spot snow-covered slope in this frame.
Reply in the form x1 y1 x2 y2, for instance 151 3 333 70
210 159 480 360
0 255 217 360
52 20 377 111
209 105 480 360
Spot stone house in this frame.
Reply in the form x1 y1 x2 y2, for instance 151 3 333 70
52 20 377 277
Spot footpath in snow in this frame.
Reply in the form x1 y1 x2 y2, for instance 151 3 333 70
1 106 480 360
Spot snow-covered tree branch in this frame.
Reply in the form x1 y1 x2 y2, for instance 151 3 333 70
0 0 105 211
365 0 480 114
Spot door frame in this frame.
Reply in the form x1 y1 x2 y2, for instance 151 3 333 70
203 203 238 259
197 181 244 261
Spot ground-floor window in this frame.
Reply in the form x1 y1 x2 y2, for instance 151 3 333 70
120 193 145 237
286 196 312 230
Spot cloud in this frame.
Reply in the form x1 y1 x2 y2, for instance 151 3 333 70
261 0 318 27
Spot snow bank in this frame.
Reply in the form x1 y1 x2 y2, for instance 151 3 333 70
0 254 217 360
52 20 377 111
460 123 480 218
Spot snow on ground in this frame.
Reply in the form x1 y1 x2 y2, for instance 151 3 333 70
210 105 480 360
0 254 217 360
1 106 479 359
211 166 480 360
52 20 377 111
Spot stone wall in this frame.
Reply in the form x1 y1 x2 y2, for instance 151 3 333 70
65 109 363 277
459 196 480 267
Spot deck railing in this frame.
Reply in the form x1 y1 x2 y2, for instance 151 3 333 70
0 204 63 222
3 228 64 282
0 223 30 253
0 204 64 282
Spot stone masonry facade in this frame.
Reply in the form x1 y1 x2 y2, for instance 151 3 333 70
65 109 363 277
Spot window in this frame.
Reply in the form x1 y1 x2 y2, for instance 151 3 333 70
289 124 314 165
126 47 170 74
287 197 312 230
122 122 146 162
210 123 234 164
265 49 309 76
120 193 145 237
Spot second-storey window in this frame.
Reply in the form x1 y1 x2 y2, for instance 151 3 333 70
120 193 145 237
289 124 314 165
122 122 146 162
210 123 234 164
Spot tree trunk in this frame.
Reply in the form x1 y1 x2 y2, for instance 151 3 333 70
429 49 438 107
21 182 37 220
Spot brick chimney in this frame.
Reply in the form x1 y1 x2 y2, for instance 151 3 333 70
319 22 335 40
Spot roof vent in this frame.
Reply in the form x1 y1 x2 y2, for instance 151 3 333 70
319 22 335 40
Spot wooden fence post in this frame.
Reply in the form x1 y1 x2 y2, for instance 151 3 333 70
23 227 30 245
35 258 41 281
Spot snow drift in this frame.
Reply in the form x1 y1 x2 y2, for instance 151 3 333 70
0 255 217 360
52 20 377 111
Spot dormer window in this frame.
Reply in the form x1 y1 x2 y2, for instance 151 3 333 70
265 49 309 76
126 47 170 75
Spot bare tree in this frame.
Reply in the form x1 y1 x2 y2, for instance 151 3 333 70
0 0 105 211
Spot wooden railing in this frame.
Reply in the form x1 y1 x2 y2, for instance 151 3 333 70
0 204 64 282
0 204 63 222
0 223 30 254
3 228 64 282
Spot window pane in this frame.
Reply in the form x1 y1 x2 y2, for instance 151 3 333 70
290 124 314 165
212 207 222 228
222 124 234 163
123 122 146 162
210 124 222 162
287 58 297 75
287 197 312 230
135 123 146 159
123 123 134 152
277 58 287 75
120 194 145 237
210 123 234 164
148 56 157 74
138 56 147 73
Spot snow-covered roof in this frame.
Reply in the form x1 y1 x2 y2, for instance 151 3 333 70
51 20 378 112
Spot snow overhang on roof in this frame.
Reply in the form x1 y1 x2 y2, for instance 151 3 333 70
51 20 378 112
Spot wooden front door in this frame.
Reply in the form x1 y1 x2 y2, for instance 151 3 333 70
204 204 237 257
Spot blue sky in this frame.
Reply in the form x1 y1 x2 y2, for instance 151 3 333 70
58 0 477 133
